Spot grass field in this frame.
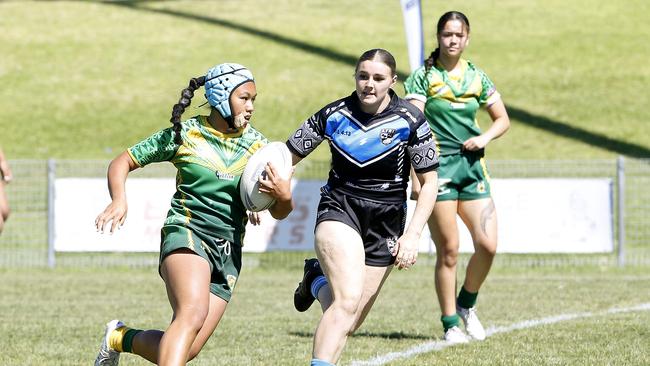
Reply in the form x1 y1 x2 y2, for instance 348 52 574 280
1 0 649 160
1 1 650 365
1 255 648 365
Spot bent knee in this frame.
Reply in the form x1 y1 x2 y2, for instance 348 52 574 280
187 346 203 361
331 294 363 319
475 239 497 257
175 308 209 333
333 299 362 335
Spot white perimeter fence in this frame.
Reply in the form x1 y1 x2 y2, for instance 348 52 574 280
0 158 648 267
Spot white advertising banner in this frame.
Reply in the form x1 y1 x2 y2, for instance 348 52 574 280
54 178 176 252
407 178 614 253
53 178 320 253
54 178 613 253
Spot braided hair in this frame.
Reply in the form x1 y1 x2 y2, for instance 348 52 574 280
169 76 206 145
424 11 470 72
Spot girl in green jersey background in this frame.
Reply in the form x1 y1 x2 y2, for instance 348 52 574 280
405 11 510 344
93 63 294 366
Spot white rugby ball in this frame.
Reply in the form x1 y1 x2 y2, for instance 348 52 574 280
240 141 293 212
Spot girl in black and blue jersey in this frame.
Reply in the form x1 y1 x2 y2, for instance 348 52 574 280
287 49 439 366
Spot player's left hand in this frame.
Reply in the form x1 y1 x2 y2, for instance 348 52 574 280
248 211 262 225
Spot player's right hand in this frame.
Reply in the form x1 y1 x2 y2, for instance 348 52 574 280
95 200 128 234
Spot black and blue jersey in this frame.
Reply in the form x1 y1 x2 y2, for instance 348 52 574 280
287 90 439 203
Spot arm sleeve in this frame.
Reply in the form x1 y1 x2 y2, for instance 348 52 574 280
407 110 439 173
286 108 327 158
477 69 501 107
403 66 429 104
127 127 178 167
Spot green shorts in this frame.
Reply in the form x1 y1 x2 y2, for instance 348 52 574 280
159 225 242 302
437 153 491 201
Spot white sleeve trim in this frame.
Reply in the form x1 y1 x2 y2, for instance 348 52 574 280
486 91 501 107
404 93 427 103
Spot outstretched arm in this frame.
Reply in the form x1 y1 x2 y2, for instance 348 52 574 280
95 151 139 233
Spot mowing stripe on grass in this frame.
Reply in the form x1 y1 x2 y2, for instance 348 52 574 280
350 302 650 366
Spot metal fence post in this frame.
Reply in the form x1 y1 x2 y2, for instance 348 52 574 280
617 156 625 267
47 159 56 268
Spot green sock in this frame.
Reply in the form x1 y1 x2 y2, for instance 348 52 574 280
122 328 142 353
457 286 478 309
441 314 461 331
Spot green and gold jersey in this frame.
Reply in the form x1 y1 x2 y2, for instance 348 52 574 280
404 59 501 156
127 115 267 246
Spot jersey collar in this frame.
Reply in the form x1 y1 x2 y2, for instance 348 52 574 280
198 115 248 138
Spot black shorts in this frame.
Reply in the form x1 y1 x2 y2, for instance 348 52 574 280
315 187 406 267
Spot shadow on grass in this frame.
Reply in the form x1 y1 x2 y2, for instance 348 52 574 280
506 108 650 158
102 0 358 68
100 1 650 158
290 330 432 340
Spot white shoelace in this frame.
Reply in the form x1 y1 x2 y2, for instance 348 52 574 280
466 307 479 321
96 348 119 365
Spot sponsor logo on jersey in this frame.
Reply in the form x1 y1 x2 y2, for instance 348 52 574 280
450 102 466 110
380 128 397 145
416 123 431 138
402 109 418 124
216 171 235 181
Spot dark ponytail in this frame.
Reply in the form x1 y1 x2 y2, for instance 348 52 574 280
424 48 440 73
169 76 206 145
425 11 470 72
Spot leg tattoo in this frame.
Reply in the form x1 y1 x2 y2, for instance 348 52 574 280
480 200 496 236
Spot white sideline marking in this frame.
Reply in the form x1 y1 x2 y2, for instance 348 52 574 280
350 303 650 366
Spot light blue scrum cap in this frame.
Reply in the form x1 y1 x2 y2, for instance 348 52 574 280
204 63 254 126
